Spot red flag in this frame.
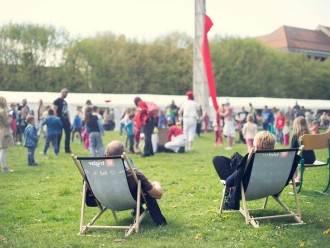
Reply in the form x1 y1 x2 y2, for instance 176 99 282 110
201 14 222 144
201 14 218 111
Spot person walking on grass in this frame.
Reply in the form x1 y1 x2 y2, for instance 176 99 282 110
219 102 235 150
41 109 62 156
125 114 135 154
0 96 15 173
84 106 104 157
53 88 71 154
178 91 199 151
242 114 258 153
23 115 39 166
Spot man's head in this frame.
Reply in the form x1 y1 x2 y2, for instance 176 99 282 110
22 99 27 106
253 131 275 150
92 106 99 113
60 88 68 99
186 91 194 100
105 140 125 156
134 96 142 107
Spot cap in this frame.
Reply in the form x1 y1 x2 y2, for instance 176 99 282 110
186 91 193 96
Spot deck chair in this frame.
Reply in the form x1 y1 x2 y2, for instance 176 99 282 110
297 133 330 194
71 153 148 236
219 148 303 228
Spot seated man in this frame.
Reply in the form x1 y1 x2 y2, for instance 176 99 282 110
105 140 167 226
212 131 276 209
164 120 187 153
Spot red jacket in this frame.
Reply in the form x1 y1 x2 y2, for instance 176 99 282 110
137 101 152 127
275 116 285 129
167 125 183 142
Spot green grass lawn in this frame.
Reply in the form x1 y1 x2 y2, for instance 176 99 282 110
1 131 329 247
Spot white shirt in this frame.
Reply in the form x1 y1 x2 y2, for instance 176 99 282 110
180 100 199 118
242 122 258 139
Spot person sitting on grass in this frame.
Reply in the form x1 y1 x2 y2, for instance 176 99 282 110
105 140 167 226
212 131 276 210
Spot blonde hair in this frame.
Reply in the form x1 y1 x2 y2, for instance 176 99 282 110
247 114 254 122
0 96 8 109
253 131 275 150
26 115 35 124
293 116 310 140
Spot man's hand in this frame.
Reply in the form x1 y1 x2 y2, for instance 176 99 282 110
147 181 163 199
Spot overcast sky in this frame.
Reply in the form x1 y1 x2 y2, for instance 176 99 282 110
0 0 329 40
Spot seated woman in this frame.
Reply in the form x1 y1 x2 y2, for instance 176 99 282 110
213 131 276 209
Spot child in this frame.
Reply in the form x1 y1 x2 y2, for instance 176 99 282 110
23 115 39 166
84 106 104 157
275 111 285 145
203 113 210 133
283 120 291 146
125 114 135 154
81 127 89 151
291 116 315 185
42 109 62 155
71 110 82 143
309 121 319 134
242 114 258 153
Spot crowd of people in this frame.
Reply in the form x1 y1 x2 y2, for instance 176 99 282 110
1 90 329 230
1 88 329 174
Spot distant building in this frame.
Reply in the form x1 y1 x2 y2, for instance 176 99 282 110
256 25 330 61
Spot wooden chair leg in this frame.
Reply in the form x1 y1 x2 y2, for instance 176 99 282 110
296 162 304 193
262 197 268 209
219 184 226 214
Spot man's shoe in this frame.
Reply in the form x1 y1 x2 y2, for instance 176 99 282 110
65 150 72 154
155 219 167 227
178 146 185 153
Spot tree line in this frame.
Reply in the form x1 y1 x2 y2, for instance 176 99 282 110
1 23 329 99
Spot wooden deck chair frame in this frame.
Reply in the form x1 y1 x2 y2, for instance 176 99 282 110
219 148 303 228
71 153 148 236
297 133 330 194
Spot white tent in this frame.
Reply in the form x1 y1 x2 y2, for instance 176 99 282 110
1 91 329 130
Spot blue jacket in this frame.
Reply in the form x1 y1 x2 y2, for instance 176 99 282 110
125 121 134 136
72 116 82 128
43 116 62 135
23 124 38 148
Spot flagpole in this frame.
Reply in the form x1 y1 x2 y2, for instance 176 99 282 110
193 0 209 115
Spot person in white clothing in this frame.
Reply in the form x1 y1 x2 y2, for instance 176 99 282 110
164 120 187 153
219 102 235 150
242 114 258 152
178 91 199 151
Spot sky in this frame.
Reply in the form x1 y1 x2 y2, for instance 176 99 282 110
0 0 329 41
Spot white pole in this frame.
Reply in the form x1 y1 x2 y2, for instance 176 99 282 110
193 0 209 115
